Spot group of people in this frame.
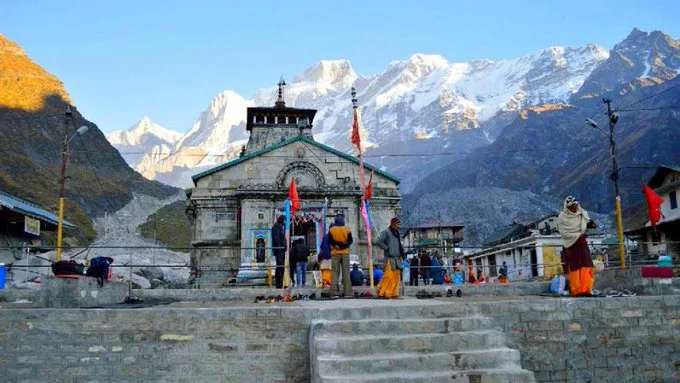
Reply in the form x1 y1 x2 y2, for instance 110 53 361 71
272 214 407 299
270 194 597 298
271 215 311 288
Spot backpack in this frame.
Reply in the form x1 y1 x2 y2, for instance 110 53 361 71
51 260 84 276
86 257 113 287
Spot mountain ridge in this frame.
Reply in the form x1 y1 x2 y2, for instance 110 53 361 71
117 41 610 188
0 34 178 244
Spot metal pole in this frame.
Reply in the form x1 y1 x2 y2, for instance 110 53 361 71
352 88 374 288
56 107 72 262
604 99 626 268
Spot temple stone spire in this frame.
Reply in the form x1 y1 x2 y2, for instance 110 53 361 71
275 77 286 107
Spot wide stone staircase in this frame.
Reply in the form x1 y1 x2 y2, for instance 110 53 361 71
310 308 535 383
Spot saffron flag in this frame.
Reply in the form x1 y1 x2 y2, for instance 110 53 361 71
642 183 664 228
288 178 300 216
351 109 361 151
364 170 374 200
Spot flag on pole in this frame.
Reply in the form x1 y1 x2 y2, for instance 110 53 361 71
365 200 373 228
288 178 300 216
351 109 361 151
283 199 292 290
642 183 664 228
364 170 374 200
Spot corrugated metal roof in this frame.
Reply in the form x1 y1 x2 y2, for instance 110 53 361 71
483 224 526 247
0 190 75 228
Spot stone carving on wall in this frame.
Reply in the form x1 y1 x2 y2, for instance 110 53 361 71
276 161 326 190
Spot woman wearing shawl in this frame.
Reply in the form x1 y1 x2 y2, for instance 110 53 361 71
557 196 597 296
376 217 405 298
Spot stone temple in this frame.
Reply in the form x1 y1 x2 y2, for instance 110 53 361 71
186 81 401 287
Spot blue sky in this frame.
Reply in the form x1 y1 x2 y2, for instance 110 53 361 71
2 0 678 134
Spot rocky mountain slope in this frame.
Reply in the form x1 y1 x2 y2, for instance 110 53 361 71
117 43 609 189
406 29 680 243
0 34 178 243
107 117 182 168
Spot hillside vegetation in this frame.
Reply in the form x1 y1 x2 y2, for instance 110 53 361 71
139 200 192 252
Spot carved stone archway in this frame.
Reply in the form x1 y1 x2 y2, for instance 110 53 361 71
276 161 326 190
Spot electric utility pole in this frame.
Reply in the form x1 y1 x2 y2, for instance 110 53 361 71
603 99 626 268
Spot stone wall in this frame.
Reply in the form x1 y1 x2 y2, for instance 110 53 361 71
2 296 680 382
474 296 680 382
39 276 127 308
0 307 312 383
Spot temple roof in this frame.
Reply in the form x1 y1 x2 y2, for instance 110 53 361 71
191 135 400 186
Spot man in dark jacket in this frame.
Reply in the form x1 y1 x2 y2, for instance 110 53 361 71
350 263 364 286
420 250 432 285
409 256 419 286
291 238 309 287
271 215 287 288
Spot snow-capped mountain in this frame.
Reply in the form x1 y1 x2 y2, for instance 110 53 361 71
107 117 182 168
134 90 251 180
118 43 609 187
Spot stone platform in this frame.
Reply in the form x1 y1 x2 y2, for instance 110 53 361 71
1 295 679 382
39 275 128 308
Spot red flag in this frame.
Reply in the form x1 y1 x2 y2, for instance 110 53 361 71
351 109 361 151
642 183 664 228
364 170 374 200
288 178 300 215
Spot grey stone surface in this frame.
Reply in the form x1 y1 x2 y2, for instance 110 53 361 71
0 289 678 382
39 275 127 308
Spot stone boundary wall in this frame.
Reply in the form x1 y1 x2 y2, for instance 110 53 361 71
0 307 314 383
473 295 680 382
1 296 679 382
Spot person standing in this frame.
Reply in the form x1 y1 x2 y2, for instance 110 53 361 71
420 250 432 285
271 215 287 289
499 261 509 283
328 215 353 297
291 238 309 287
318 224 334 287
557 196 597 297
409 255 420 286
376 217 405 299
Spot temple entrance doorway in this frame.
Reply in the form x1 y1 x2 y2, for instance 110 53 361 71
292 216 317 250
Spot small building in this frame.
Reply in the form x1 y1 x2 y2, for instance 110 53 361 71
462 215 604 281
0 189 75 265
624 165 680 261
186 82 401 287
403 219 464 256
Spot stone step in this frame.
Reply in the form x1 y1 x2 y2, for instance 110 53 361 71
319 368 536 383
313 330 506 356
312 317 492 337
315 302 471 321
317 348 521 376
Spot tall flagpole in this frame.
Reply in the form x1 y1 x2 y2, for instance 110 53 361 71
283 199 291 295
352 88 374 288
